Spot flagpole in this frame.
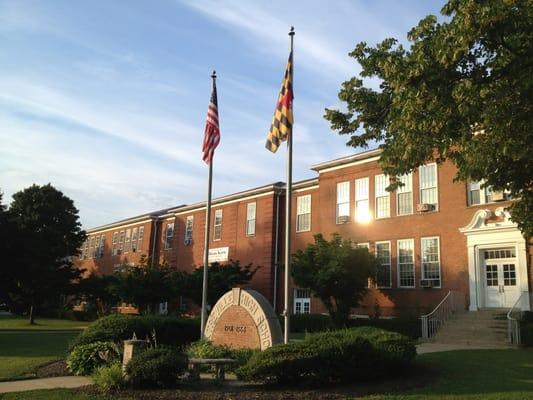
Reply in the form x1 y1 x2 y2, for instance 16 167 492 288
284 27 294 345
200 70 216 339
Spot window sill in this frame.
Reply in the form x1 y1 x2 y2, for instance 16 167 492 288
296 229 311 233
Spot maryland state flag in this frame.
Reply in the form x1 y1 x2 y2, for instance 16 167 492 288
265 51 293 153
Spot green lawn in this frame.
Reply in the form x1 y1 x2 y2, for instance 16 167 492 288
0 316 90 331
365 349 533 400
1 349 531 399
0 331 79 381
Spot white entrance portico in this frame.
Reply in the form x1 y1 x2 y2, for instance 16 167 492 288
460 207 530 311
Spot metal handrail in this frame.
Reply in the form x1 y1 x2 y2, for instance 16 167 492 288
507 291 529 345
420 290 458 340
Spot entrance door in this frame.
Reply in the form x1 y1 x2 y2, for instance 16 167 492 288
483 249 520 308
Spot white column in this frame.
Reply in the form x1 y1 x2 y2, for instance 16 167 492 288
467 244 479 311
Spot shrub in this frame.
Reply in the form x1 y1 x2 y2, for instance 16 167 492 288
70 314 200 350
286 314 334 333
521 322 533 347
67 341 120 376
92 362 125 392
186 340 258 373
236 327 415 384
285 314 421 339
347 316 422 339
125 347 188 388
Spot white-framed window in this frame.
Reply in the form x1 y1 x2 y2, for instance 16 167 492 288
468 180 496 205
336 181 350 223
131 228 138 252
118 231 125 253
124 229 131 253
355 177 370 222
375 174 390 219
419 164 438 208
246 202 256 236
159 302 168 315
356 242 370 250
81 239 89 258
97 236 105 258
397 239 415 288
89 236 94 258
138 226 144 252
296 195 311 232
213 209 222 241
375 241 392 288
421 237 441 287
294 288 311 314
184 216 193 244
165 223 174 250
112 232 118 255
397 173 413 215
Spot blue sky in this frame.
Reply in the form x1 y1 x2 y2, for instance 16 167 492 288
0 0 444 228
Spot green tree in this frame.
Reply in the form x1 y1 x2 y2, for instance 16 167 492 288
76 272 120 316
324 0 533 237
292 234 378 328
112 260 185 314
2 184 86 323
184 260 257 308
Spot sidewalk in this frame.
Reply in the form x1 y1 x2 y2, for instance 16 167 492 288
0 376 92 394
416 342 513 354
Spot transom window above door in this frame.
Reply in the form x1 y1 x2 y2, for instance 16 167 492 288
484 248 516 259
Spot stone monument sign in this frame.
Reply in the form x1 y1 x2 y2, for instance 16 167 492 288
204 288 282 350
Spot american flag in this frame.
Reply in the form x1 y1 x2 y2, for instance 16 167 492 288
202 77 220 164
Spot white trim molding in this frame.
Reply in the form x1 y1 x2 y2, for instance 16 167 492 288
459 208 530 311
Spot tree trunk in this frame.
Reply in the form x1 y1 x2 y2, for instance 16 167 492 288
29 304 35 325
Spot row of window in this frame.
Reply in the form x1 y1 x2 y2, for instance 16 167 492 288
357 237 441 288
335 164 439 223
111 226 144 256
80 235 105 260
162 203 258 250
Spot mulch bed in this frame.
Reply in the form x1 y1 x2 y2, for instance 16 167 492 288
74 365 437 400
36 360 71 378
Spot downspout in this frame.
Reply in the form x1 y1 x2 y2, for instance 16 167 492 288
151 218 158 267
273 189 281 311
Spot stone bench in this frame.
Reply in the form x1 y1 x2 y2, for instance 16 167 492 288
188 358 237 381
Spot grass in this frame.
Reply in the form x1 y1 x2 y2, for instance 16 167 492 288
1 349 531 399
0 316 90 331
365 349 533 399
0 389 110 400
0 331 79 381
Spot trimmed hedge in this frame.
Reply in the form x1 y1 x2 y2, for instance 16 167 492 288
70 314 200 349
125 347 188 388
186 340 258 373
236 327 416 384
286 313 421 339
67 341 120 376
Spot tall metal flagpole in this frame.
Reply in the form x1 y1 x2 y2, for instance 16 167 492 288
200 71 216 339
284 27 294 345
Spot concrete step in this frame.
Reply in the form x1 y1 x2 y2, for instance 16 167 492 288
430 309 510 347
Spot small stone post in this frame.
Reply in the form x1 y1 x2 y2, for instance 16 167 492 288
122 334 148 371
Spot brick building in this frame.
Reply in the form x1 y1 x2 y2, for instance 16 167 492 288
76 149 532 316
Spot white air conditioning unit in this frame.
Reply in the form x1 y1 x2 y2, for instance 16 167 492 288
417 203 435 212
420 279 439 288
491 191 507 202
338 215 350 224
184 238 192 246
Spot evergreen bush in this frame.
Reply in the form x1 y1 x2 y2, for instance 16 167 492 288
67 341 120 376
125 347 188 388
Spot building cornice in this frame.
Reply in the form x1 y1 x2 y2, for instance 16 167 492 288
310 148 382 173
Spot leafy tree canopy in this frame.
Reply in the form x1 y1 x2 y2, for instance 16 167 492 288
185 260 258 308
1 184 86 323
325 0 533 237
292 234 378 328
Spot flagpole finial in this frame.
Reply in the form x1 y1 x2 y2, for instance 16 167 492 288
211 70 216 79
289 26 295 36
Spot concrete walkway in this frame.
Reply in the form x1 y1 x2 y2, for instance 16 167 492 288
416 342 513 354
0 376 92 394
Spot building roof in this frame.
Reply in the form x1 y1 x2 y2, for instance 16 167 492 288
310 148 382 172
